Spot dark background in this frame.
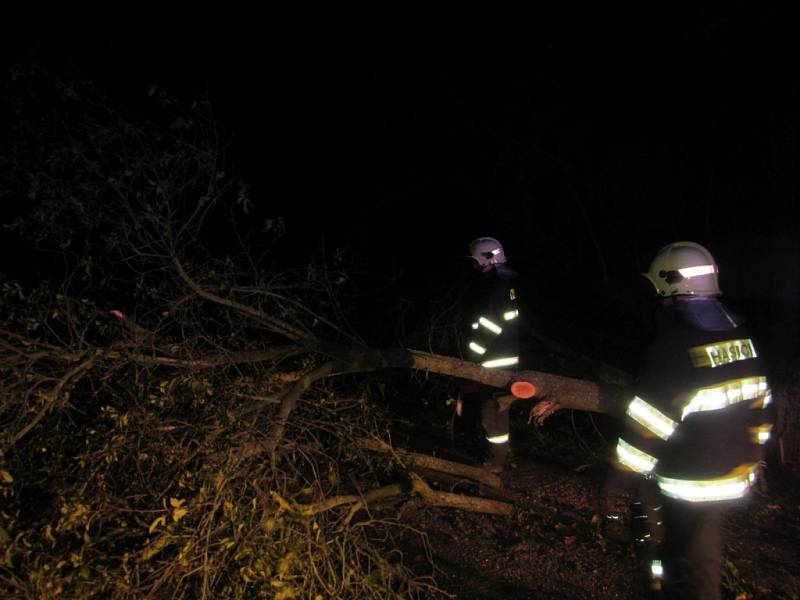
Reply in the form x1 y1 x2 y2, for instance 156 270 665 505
2 8 798 368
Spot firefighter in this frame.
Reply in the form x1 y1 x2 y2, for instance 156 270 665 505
460 237 531 473
613 241 775 598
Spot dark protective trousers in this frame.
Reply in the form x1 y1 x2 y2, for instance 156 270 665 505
660 498 726 600
629 479 727 599
481 394 512 469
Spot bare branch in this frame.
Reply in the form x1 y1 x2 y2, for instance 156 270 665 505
357 437 502 489
172 257 307 341
287 474 513 519
127 346 303 370
7 350 100 449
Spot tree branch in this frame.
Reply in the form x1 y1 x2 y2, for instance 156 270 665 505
262 344 631 456
127 346 303 369
288 474 513 519
7 350 100 449
357 437 502 489
172 257 307 341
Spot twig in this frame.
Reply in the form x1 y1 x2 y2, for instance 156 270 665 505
7 350 100 449
173 257 306 341
127 346 303 369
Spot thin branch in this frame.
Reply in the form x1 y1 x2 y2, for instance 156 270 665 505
7 350 100 449
356 437 502 489
286 474 513 518
172 257 306 341
127 346 303 370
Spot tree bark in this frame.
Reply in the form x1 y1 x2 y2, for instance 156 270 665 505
407 350 629 415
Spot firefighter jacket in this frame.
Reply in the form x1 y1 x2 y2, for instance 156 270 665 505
464 264 520 370
616 296 775 504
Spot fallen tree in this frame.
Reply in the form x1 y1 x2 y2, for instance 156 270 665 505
0 241 633 599
0 65 633 599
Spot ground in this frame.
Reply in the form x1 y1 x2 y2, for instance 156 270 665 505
395 456 800 599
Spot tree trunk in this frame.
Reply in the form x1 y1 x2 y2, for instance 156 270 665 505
305 342 631 415
408 349 629 415
263 344 633 451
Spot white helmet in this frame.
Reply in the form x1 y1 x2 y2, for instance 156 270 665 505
469 237 507 269
643 241 721 296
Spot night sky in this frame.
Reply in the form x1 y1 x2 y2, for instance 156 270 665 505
2 9 799 357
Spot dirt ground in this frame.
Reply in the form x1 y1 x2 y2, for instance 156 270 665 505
396 458 800 599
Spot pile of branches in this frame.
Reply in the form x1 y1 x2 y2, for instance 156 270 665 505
0 282 451 598
0 65 450 599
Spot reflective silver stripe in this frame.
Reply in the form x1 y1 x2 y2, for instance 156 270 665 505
681 376 769 420
626 396 678 441
481 356 519 369
616 438 657 474
487 433 509 444
478 316 502 335
656 466 757 502
678 264 715 278
650 560 664 580
468 342 487 355
750 424 773 445
503 309 519 321
688 338 757 368
471 322 479 329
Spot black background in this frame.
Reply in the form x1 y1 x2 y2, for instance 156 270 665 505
2 8 798 362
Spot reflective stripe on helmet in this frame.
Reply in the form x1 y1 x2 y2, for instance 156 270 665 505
656 465 757 503
469 342 487 355
468 238 506 267
503 309 519 321
478 316 502 335
678 264 716 278
625 396 678 441
616 438 657 474
487 433 509 444
681 376 769 420
688 338 757 368
481 356 519 369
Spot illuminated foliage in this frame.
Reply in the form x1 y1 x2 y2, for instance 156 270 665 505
0 65 439 599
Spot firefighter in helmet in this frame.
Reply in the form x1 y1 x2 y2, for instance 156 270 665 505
460 237 532 472
613 241 775 598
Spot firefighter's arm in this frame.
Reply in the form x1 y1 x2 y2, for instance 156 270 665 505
614 407 668 478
